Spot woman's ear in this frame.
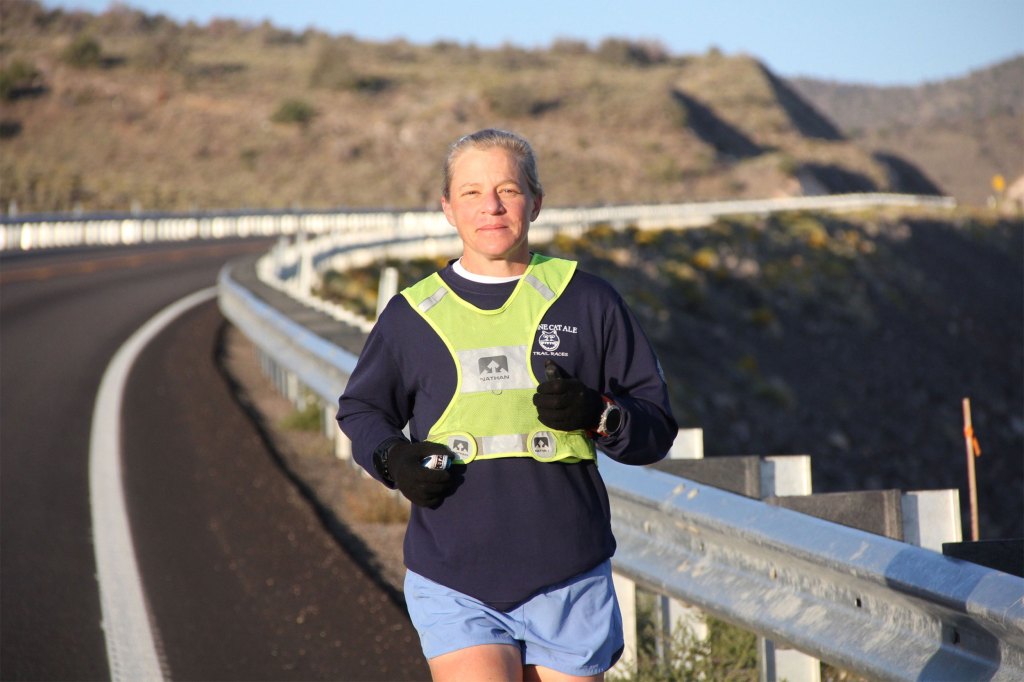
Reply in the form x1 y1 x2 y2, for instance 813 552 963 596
530 194 543 221
441 195 456 227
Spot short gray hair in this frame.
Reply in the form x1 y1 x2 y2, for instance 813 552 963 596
442 129 543 201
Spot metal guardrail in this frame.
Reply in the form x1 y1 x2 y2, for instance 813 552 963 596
3 193 956 252
605 457 1024 681
216 252 1024 681
218 266 355 402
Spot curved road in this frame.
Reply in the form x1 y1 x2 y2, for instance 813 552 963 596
0 242 427 681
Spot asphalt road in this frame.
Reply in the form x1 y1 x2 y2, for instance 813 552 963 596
0 242 428 681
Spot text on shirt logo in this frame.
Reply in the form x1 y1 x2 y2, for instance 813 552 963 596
534 323 577 358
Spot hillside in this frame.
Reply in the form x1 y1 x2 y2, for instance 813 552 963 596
1 0 947 215
791 56 1024 206
324 211 1024 541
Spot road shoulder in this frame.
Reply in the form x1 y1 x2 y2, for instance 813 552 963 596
217 323 409 601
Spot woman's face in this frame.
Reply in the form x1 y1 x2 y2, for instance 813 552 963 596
441 147 542 274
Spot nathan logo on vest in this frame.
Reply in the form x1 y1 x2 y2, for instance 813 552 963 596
530 431 556 458
478 355 510 380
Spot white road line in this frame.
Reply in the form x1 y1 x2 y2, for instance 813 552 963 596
89 286 217 682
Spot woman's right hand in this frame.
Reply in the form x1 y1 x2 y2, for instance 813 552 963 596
387 441 461 509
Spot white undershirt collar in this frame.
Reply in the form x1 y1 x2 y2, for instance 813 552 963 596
453 258 523 284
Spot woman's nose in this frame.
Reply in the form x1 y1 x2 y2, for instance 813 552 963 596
482 190 505 214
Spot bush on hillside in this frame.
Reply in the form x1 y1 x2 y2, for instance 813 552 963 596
0 59 41 100
481 82 559 118
271 98 317 127
309 41 391 93
597 38 670 66
61 34 102 68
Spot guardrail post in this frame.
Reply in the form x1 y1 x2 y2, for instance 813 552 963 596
297 230 314 298
610 571 638 676
759 455 820 682
658 428 712 667
902 489 962 551
323 401 353 461
377 267 398 319
321 404 335 441
759 640 821 682
333 429 352 461
670 428 704 460
760 455 812 497
656 593 707 665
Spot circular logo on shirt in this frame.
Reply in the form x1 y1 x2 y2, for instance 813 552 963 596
538 330 560 352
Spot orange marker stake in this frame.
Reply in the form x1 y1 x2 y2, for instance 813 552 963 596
962 398 981 541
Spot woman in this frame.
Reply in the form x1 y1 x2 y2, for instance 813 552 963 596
337 129 677 681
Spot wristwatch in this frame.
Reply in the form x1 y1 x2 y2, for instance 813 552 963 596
594 397 622 438
372 437 405 483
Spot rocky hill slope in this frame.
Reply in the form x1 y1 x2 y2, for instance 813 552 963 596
792 56 1024 206
2 0 948 214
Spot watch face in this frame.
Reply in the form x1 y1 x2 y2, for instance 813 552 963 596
605 405 622 433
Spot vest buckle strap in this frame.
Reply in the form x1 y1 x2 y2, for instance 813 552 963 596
444 432 477 463
431 429 596 464
528 430 558 460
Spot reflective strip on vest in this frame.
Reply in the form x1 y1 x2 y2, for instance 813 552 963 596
418 286 448 312
524 274 555 300
437 429 589 464
456 345 533 393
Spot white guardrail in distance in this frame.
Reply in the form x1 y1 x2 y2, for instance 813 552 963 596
215 201 1024 680
2 193 957 252
250 194 960 330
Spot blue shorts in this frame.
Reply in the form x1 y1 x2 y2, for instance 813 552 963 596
404 560 624 676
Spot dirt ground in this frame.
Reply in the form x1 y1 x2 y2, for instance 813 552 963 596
219 323 409 601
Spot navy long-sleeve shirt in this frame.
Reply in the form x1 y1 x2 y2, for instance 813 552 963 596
337 256 677 609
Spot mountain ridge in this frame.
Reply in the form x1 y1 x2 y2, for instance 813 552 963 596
790 55 1024 205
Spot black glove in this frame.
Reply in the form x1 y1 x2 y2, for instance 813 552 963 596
533 360 605 432
385 441 460 509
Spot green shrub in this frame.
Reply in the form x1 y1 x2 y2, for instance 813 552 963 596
481 82 553 118
0 59 40 100
596 38 669 66
61 35 102 68
691 247 719 271
279 402 322 432
309 42 391 93
271 98 317 127
609 592 758 682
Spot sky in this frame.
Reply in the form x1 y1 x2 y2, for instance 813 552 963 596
44 0 1024 86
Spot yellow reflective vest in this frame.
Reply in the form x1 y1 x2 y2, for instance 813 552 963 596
401 254 597 465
